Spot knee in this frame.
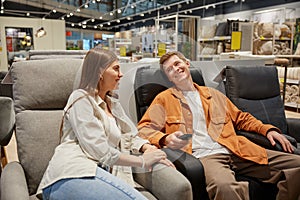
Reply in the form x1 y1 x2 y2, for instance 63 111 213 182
207 178 248 197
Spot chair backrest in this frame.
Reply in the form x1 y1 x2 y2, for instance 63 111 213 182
134 66 205 121
10 59 83 195
28 50 87 60
225 65 288 134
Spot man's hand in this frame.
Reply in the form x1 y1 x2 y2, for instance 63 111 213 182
267 130 294 153
165 131 190 149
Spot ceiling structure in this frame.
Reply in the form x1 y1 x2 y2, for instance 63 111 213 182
1 0 299 32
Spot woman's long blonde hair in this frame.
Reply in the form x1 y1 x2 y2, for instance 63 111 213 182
78 48 118 96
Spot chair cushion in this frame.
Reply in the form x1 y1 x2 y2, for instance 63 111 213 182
11 59 83 114
225 66 288 135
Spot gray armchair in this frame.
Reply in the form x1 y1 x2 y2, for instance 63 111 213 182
0 97 15 174
0 59 192 200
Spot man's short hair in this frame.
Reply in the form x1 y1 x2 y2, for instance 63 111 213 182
159 51 188 70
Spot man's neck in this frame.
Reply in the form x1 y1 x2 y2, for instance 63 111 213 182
176 78 195 91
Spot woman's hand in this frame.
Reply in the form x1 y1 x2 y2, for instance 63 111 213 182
142 148 175 170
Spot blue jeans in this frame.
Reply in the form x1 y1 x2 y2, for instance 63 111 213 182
42 167 147 200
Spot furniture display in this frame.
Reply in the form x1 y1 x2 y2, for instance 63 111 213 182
133 65 290 200
0 59 192 200
28 50 88 60
0 97 15 174
225 65 300 150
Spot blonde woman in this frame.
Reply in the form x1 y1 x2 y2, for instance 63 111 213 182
37 48 173 200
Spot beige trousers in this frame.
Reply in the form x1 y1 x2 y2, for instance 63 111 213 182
199 150 300 200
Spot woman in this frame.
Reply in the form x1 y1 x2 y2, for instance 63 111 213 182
37 48 173 200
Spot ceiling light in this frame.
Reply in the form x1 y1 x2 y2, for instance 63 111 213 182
67 14 70 17
92 0 96 3
82 25 86 28
107 22 111 25
52 9 56 13
99 16 103 19
97 0 101 2
84 4 89 8
76 8 80 12
71 23 75 26
131 5 135 8
117 19 120 23
94 25 97 28
140 13 144 16
61 17 64 20
35 27 46 38
100 24 103 27
70 12 73 16
91 18 95 22
110 12 113 16
117 9 121 13
26 12 30 16
127 17 131 20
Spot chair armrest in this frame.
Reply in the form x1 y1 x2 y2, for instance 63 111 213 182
237 130 297 152
1 161 29 200
162 148 209 200
287 118 300 143
133 163 192 200
0 97 15 146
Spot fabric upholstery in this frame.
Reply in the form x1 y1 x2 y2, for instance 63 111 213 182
0 97 15 146
28 50 87 60
11 59 83 114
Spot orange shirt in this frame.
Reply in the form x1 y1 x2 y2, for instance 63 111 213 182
138 83 280 165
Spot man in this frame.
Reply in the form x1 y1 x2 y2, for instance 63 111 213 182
137 51 300 200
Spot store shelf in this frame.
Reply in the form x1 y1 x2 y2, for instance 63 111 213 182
198 36 231 42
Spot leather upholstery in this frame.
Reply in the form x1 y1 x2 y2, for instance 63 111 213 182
225 66 298 150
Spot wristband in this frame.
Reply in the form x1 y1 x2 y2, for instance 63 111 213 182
139 155 145 169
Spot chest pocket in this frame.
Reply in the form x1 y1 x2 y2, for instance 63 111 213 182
209 115 230 140
166 116 186 134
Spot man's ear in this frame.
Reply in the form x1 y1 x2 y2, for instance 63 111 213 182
186 60 190 68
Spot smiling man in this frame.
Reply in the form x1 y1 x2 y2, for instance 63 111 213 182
138 51 300 200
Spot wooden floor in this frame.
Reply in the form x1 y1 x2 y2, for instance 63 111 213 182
3 110 300 164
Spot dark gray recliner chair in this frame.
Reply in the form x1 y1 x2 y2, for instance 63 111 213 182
134 65 292 200
0 59 192 200
225 65 300 152
225 65 300 200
